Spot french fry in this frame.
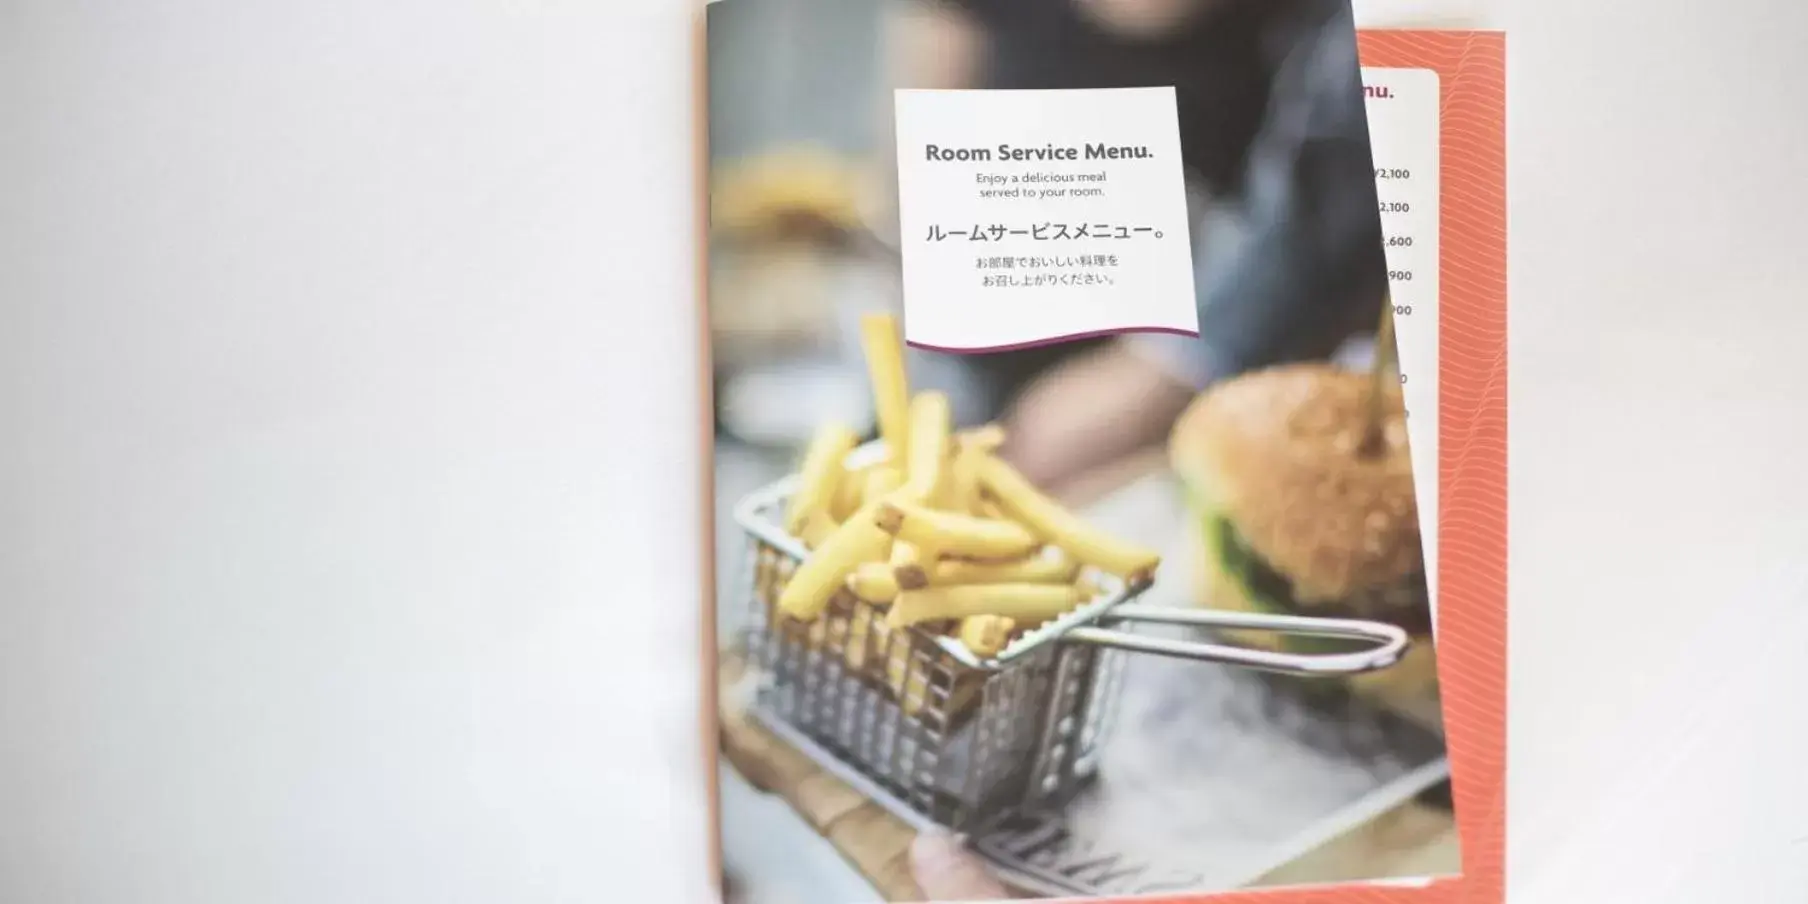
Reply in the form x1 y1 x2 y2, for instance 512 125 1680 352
975 455 1162 580
879 623 915 701
784 309 1162 727
946 545 1047 566
934 553 1079 586
778 471 905 621
797 511 839 549
889 539 932 591
867 602 987 719
862 466 904 506
825 608 852 653
903 392 952 501
956 423 1006 454
883 630 908 684
847 561 901 604
899 675 930 716
961 424 1007 451
807 606 844 652
930 446 964 511
860 314 912 458
945 439 986 515
844 602 877 671
958 616 1015 658
882 632 977 718
867 469 906 562
785 423 859 535
887 583 1086 629
874 498 1039 561
831 463 867 521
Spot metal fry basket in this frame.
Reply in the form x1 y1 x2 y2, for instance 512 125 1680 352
732 442 1412 834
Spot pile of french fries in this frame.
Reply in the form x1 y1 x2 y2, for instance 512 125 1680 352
770 313 1161 714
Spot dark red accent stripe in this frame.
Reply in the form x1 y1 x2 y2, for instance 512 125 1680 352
906 325 1199 354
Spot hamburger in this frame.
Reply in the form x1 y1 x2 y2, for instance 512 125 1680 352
1169 362 1439 722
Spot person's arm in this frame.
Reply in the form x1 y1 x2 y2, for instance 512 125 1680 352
910 832 1012 900
1127 2 1388 385
1188 147 1387 376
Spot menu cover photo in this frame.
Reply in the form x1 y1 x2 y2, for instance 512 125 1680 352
703 2 1504 902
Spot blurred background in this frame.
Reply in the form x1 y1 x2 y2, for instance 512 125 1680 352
707 0 889 638
706 3 894 898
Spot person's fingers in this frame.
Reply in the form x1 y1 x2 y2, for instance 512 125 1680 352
909 831 1011 901
1074 0 1211 39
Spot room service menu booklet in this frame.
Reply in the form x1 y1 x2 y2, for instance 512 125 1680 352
703 4 1503 901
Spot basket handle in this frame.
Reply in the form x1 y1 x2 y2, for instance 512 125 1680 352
1057 604 1410 676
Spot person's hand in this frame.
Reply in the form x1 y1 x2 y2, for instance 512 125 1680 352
909 831 1012 901
1074 0 1218 39
997 342 1196 494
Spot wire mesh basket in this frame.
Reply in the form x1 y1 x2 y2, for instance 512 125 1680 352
732 442 1412 834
